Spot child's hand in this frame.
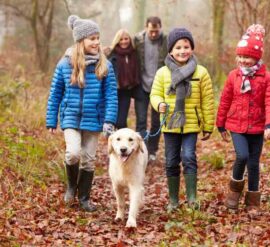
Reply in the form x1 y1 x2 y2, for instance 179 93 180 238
220 131 230 142
48 128 57 134
264 128 270 140
158 103 167 113
103 46 111 56
103 123 115 137
201 131 211 141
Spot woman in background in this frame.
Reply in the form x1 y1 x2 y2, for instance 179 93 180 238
107 29 139 129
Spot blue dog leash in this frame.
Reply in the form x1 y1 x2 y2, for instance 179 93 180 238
143 104 170 141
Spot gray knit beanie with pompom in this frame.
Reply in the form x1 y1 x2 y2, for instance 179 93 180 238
67 15 100 42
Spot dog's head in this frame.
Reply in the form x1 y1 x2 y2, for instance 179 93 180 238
108 128 145 163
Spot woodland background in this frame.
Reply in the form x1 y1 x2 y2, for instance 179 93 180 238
0 0 270 246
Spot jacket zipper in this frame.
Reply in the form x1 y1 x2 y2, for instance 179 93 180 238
78 88 84 126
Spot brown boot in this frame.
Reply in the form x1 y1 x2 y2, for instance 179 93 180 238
224 178 245 209
245 191 260 210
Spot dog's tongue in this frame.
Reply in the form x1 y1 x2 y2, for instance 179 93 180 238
121 155 129 162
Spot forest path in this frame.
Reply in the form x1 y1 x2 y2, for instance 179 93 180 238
1 132 270 246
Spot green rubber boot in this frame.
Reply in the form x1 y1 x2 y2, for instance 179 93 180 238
184 173 199 209
167 176 180 212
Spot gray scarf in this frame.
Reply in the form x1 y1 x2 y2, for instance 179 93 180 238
165 54 197 129
65 47 100 66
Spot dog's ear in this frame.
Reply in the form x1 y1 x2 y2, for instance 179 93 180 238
108 135 113 154
136 133 144 153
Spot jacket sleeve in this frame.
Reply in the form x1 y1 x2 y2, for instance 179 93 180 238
103 62 118 124
265 73 270 127
46 61 65 129
200 69 215 132
216 73 234 128
150 68 165 112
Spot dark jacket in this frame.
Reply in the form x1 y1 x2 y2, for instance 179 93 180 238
134 30 167 81
108 49 139 89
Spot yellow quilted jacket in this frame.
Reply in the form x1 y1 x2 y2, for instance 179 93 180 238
150 65 214 134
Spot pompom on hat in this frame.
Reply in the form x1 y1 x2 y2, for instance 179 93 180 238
67 15 99 42
167 27 195 52
236 24 265 60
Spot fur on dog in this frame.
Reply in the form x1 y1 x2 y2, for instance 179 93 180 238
108 128 148 228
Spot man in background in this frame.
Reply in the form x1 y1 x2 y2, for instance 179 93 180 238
134 16 167 161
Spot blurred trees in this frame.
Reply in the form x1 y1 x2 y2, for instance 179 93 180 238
209 0 270 88
0 0 270 82
228 0 270 62
211 0 227 88
1 0 56 73
133 0 145 33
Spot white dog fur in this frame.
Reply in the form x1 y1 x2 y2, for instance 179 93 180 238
108 128 148 228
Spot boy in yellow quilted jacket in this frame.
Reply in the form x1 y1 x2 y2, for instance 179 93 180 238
150 27 214 211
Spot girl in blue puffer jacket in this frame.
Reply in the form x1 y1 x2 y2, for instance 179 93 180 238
46 15 118 212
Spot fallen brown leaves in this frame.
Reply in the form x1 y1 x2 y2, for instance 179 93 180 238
1 131 270 246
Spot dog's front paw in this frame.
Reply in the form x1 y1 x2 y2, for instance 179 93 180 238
126 218 137 228
114 216 124 222
115 211 125 221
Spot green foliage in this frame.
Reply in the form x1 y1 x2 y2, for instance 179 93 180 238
201 152 225 169
0 71 63 189
76 217 91 226
49 160 65 183
1 126 48 187
95 166 107 176
5 207 15 219
0 77 26 109
162 205 218 246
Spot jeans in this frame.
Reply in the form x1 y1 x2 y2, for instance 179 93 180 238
134 84 160 155
116 89 132 129
164 133 198 177
64 129 99 172
230 132 263 191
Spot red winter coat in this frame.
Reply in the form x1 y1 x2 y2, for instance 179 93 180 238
216 65 270 134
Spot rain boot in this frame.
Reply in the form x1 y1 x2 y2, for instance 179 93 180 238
64 162 79 204
245 191 260 210
167 176 180 212
224 177 245 209
184 173 199 209
77 169 97 212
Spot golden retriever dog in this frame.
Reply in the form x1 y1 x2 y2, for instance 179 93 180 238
108 128 148 228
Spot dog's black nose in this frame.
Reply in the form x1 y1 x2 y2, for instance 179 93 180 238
120 147 127 153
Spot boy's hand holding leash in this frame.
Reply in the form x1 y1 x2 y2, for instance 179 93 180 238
158 102 167 113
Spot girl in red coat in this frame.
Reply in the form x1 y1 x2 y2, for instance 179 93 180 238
216 24 270 210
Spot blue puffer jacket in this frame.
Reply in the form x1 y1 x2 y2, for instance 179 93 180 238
46 57 118 132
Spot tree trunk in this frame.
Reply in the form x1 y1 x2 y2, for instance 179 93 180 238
31 0 54 73
211 0 226 89
133 0 145 33
2 0 55 73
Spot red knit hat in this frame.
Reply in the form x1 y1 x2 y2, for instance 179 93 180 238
236 24 265 60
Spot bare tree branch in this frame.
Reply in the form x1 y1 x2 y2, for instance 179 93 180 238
3 2 32 21
62 0 71 15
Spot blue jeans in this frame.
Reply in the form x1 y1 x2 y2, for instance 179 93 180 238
231 132 263 191
164 133 198 177
134 84 160 155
